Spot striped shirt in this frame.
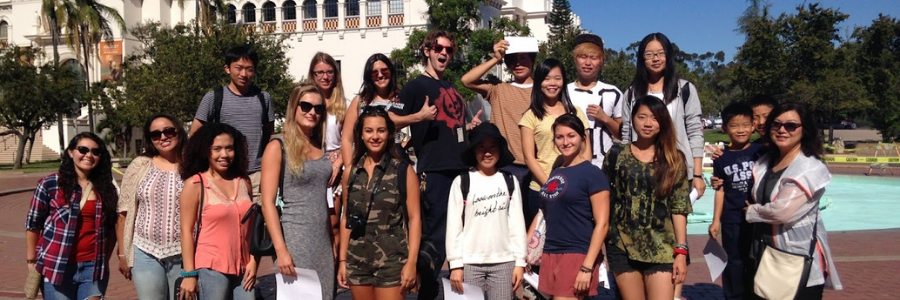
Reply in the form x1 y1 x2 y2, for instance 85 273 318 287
25 173 112 285
194 86 275 173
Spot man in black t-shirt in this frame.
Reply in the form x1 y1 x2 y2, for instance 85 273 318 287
389 29 478 300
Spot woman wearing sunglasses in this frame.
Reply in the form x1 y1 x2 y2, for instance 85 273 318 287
259 84 337 299
26 132 118 300
116 113 188 299
745 102 841 299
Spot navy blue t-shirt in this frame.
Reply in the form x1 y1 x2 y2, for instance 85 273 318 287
541 161 609 254
713 143 764 224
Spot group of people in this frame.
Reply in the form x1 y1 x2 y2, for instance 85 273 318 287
24 29 842 300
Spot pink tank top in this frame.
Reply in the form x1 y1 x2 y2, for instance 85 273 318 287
192 174 253 275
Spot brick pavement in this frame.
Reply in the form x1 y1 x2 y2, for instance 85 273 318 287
1 171 898 299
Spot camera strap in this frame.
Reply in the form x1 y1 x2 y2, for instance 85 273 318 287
360 157 391 225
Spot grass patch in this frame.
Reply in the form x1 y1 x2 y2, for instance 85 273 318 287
0 160 61 172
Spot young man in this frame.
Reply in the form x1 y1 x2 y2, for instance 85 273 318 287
460 39 537 224
190 45 275 202
566 34 623 169
709 103 764 300
388 30 476 300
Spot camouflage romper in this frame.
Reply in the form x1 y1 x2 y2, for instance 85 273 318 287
345 156 409 287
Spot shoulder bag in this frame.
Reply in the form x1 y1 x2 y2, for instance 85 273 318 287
753 210 820 300
241 138 286 256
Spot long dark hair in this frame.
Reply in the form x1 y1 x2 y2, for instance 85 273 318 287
351 107 401 165
631 33 679 104
764 102 824 162
180 123 250 181
358 54 399 105
59 132 117 231
530 58 577 120
140 113 187 164
631 96 686 197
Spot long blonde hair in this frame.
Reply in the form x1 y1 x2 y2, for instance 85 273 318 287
283 84 327 175
306 52 346 124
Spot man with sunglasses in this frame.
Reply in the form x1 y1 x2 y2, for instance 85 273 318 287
388 29 477 300
190 45 275 202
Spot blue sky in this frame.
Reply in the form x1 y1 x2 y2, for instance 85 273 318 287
571 0 900 62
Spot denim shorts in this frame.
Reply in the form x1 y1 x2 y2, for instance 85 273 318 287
43 261 109 300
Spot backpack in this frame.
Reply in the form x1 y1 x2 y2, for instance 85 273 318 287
458 170 516 228
209 86 271 158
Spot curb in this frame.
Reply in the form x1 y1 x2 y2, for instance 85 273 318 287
0 188 34 197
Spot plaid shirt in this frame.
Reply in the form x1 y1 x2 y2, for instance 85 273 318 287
25 173 111 285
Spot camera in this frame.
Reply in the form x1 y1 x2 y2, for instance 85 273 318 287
346 214 366 239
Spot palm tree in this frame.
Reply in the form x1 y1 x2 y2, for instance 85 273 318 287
61 0 124 133
41 0 74 155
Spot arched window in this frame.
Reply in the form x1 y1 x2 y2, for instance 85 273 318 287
283 0 297 20
367 0 381 16
345 0 359 16
388 0 402 14
324 0 337 17
227 5 237 24
242 3 257 23
262 2 276 22
302 0 316 19
0 21 8 42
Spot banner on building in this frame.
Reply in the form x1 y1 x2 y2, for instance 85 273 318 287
99 41 123 83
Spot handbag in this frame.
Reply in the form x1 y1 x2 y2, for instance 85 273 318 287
753 210 819 300
525 210 547 266
175 175 206 297
241 138 286 256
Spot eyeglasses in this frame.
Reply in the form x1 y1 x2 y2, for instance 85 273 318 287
76 146 102 156
431 44 455 55
770 121 802 132
313 70 335 77
370 67 391 78
643 51 666 60
299 101 326 115
149 127 178 141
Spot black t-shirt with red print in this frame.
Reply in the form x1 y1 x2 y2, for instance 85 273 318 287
390 75 467 172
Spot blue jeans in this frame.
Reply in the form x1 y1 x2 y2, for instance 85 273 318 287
43 261 108 300
133 246 182 300
197 268 255 300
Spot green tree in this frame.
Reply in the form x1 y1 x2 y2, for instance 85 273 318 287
853 14 900 141
600 48 635 91
120 22 295 126
537 0 581 81
732 6 789 100
0 48 80 169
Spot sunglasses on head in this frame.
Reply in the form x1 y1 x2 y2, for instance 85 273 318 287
431 44 455 55
360 105 389 116
76 146 102 156
299 101 326 115
370 67 391 78
770 121 802 132
149 127 178 141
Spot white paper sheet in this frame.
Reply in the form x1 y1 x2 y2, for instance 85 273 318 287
441 278 485 300
703 237 728 282
598 262 610 289
505 37 539 54
689 188 700 205
275 268 323 300
523 272 539 287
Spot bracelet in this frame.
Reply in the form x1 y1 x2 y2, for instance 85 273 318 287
675 243 689 251
579 265 593 273
673 247 689 257
26 259 37 264
180 269 199 278
693 175 704 179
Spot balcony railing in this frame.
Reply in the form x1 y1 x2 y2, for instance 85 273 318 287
303 19 317 31
345 17 360 29
324 18 338 30
283 21 297 32
227 1 409 35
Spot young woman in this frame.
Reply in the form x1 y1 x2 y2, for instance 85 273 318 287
25 133 118 300
519 58 591 226
177 123 258 300
446 123 526 300
259 84 336 300
746 102 842 299
307 52 348 213
527 114 608 299
620 32 706 198
337 107 421 299
604 96 691 300
117 113 188 300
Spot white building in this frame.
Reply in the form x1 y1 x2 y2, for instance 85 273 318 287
0 0 578 157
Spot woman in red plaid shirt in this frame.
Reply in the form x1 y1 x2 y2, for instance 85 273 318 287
25 132 119 300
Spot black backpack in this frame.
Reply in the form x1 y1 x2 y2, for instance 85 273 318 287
209 86 271 158
458 170 516 228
